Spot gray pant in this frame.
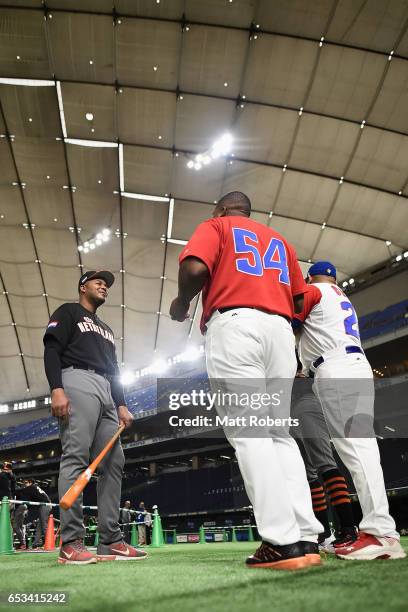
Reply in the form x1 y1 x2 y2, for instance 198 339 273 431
292 391 337 481
58 368 125 545
33 506 51 547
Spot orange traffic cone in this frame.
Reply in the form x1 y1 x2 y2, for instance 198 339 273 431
44 513 56 551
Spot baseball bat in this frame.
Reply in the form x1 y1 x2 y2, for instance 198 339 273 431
59 424 125 510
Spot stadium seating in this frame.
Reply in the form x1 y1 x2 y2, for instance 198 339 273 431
1 299 407 450
359 299 408 341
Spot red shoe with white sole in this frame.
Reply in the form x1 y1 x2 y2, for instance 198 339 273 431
58 540 97 565
96 540 148 561
335 531 406 561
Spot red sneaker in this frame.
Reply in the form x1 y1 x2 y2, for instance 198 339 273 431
336 531 406 561
58 540 97 565
96 540 148 561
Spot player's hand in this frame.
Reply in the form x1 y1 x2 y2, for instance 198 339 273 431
169 296 190 322
117 405 134 429
51 388 71 420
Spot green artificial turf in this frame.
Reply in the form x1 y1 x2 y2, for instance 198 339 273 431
1 539 407 612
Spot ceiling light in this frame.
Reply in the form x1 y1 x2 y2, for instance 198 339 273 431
98 179 102 184
83 247 89 253
121 371 136 386
153 66 158 71
119 143 124 191
158 135 162 140
386 240 391 246
28 117 33 122
398 190 402 195
46 175 50 179
403 251 408 258
78 245 84 251
85 113 94 121
224 82 228 87
187 160 194 169
102 228 110 235
16 55 21 60
89 244 95 250
211 132 233 157
89 60 94 65
342 281 348 288
151 358 168 374
349 278 355 284
194 162 202 170
202 155 211 165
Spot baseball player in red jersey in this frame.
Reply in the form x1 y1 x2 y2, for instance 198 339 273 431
170 192 323 570
295 261 406 561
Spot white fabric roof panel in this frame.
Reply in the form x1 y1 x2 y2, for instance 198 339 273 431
172 199 213 241
273 171 338 225
289 113 360 177
242 36 318 107
114 0 184 20
0 187 26 226
0 85 60 137
329 184 408 246
123 146 173 195
326 0 408 54
256 0 333 39
267 216 322 263
368 59 408 133
61 82 116 141
11 139 68 187
47 12 115 84
0 9 50 79
186 0 255 28
214 161 283 212
116 19 181 89
179 25 248 98
118 88 176 147
347 127 408 191
313 228 388 275
0 2 407 400
66 145 119 191
174 94 235 152
233 105 297 165
306 45 388 121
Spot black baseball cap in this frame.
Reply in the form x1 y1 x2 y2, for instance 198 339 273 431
78 270 115 291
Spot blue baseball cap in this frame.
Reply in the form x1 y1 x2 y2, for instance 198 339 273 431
308 261 337 279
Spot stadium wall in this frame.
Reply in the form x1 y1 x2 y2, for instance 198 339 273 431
352 269 408 316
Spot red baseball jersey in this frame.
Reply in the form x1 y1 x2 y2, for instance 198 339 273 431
179 216 307 333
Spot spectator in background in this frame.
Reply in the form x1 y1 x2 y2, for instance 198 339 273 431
120 501 132 544
144 507 152 545
13 503 28 550
0 461 16 500
137 501 146 546
16 479 51 549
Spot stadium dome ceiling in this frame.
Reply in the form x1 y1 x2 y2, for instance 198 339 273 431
0 0 407 401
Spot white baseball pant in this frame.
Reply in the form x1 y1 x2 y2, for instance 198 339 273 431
205 308 323 545
313 352 399 538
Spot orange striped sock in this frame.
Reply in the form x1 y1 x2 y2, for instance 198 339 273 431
309 478 330 536
322 469 354 530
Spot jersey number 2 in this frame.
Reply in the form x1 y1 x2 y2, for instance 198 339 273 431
232 228 289 284
341 301 360 339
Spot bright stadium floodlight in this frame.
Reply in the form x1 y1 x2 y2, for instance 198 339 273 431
211 132 233 158
187 132 234 169
120 371 136 386
181 346 201 362
65 138 118 148
150 358 168 374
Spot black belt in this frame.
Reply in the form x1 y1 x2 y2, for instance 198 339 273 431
312 346 364 370
72 366 113 382
218 306 290 322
